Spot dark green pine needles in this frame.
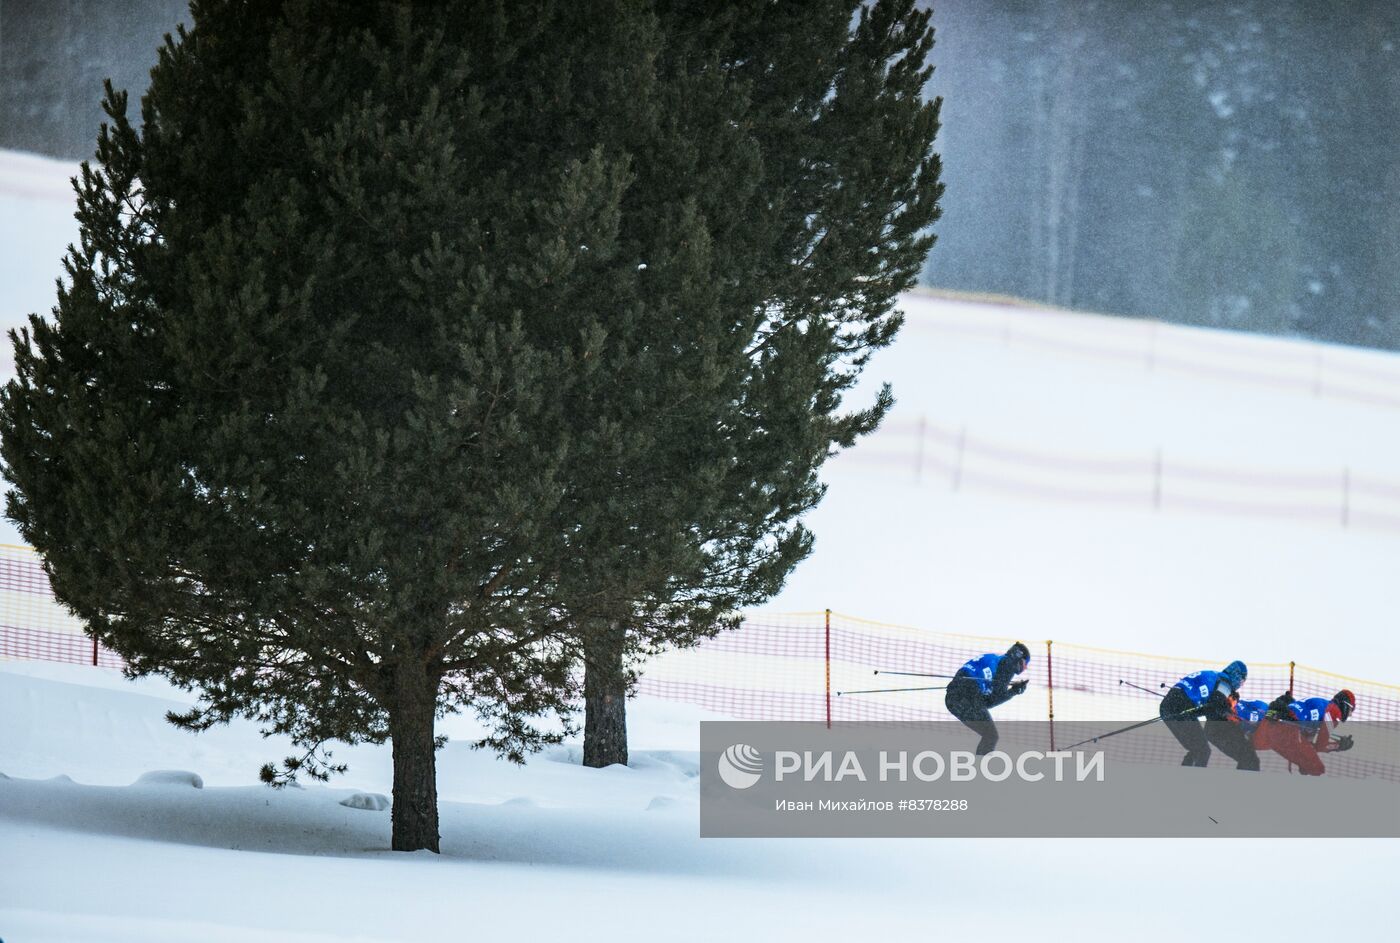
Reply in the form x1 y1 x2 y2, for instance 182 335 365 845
0 0 942 853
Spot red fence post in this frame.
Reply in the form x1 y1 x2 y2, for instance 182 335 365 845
1287 660 1297 773
92 634 98 667
1046 639 1055 751
824 609 832 729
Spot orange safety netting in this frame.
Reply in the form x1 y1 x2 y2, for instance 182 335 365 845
638 611 1400 783
3 540 1395 781
0 545 124 668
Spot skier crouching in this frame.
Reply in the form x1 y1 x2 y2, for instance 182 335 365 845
944 642 1031 755
1252 689 1355 776
1233 695 1270 736
1160 661 1258 770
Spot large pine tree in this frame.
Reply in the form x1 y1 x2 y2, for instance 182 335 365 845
1 0 941 852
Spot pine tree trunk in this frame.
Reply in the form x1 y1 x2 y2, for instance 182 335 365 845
389 660 440 853
583 620 628 768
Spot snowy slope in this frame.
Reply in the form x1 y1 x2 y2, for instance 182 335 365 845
6 147 1400 940
3 659 1400 943
764 292 1400 677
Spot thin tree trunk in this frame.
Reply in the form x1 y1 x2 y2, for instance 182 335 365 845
389 659 440 853
583 620 628 768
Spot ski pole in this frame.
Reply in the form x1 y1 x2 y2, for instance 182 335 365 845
1061 705 1200 751
873 670 958 679
836 684 948 696
1119 679 1165 698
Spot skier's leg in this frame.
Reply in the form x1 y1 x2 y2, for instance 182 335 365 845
971 711 999 756
945 678 998 754
1271 727 1325 776
1253 719 1279 754
1168 721 1210 766
1161 688 1210 766
1205 719 1260 771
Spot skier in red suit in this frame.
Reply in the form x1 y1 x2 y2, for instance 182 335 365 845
1252 689 1355 776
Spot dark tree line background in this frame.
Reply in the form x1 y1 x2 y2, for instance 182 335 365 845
1 0 191 155
923 0 1400 350
3 0 1398 347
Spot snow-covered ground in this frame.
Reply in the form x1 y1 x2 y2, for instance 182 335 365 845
6 147 1400 940
764 292 1400 676
3 660 1399 942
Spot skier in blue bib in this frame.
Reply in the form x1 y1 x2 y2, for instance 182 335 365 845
1158 661 1258 769
1233 697 1269 736
944 642 1032 755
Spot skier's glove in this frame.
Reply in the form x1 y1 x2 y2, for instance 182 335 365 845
1265 691 1294 719
1009 679 1029 697
1332 734 1354 752
1203 691 1234 720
